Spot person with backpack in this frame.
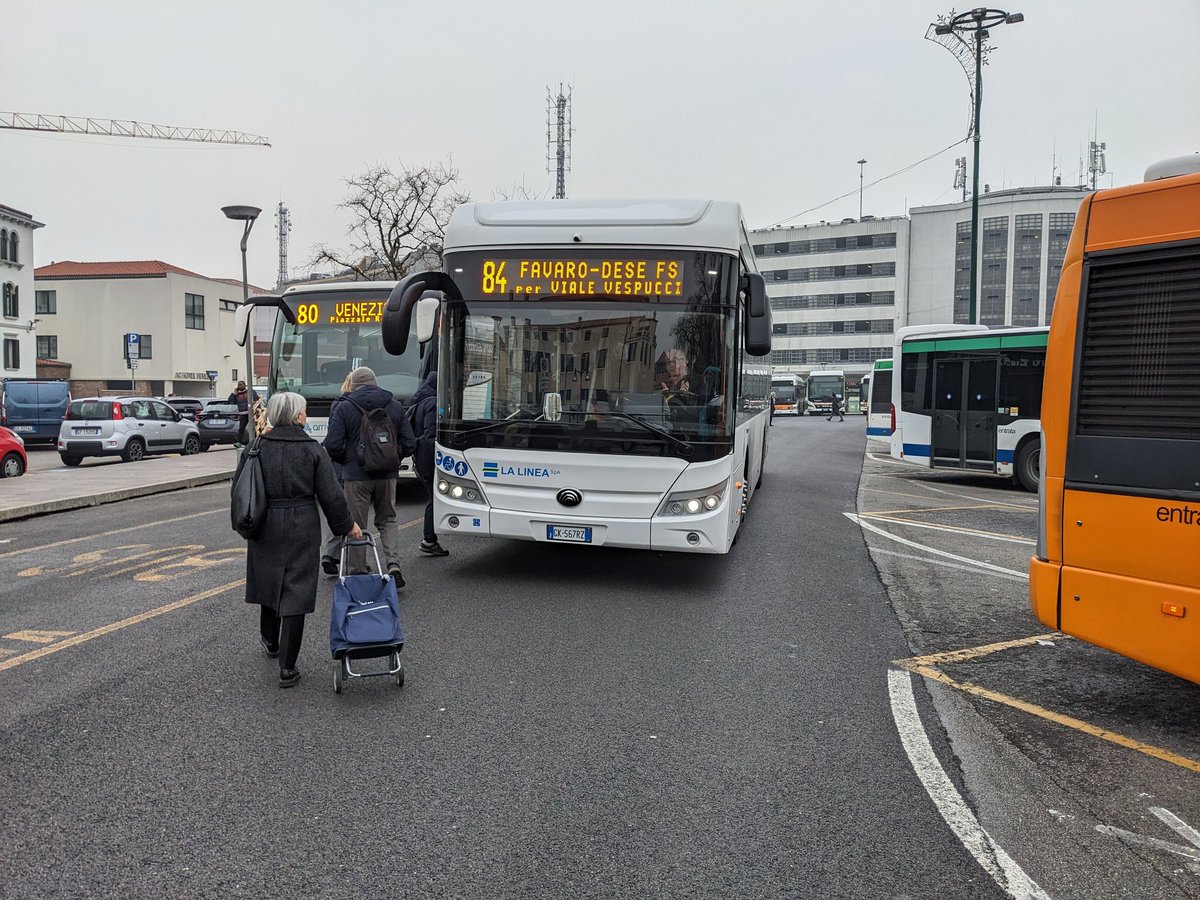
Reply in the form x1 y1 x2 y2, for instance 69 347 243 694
410 370 449 558
827 393 845 422
323 367 416 583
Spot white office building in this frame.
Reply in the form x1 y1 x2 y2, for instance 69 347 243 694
33 260 267 399
907 186 1089 327
751 184 1090 384
751 216 908 387
1 203 46 380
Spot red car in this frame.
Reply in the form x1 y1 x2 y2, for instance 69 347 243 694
0 425 27 477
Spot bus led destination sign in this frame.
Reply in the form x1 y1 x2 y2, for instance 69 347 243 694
290 299 386 326
479 257 685 298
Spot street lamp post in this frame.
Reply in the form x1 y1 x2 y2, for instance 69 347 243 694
222 204 261 439
856 158 867 219
933 7 1022 325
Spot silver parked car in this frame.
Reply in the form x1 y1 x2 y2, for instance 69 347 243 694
57 397 202 465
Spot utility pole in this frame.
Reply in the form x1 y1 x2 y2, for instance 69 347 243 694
275 202 292 289
857 159 867 219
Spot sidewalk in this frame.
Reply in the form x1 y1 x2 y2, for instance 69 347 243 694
1 446 239 523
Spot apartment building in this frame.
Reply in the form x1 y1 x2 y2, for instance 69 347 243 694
1 203 45 379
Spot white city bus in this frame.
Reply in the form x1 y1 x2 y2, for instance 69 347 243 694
770 373 806 416
806 369 846 416
234 282 437 478
890 324 1046 491
865 357 893 443
380 198 773 553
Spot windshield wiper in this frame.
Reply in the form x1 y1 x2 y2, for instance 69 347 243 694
605 412 694 456
448 408 550 446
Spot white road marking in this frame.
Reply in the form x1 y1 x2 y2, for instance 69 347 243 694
907 478 1038 509
869 547 1027 583
888 668 1051 899
846 513 1029 578
1096 806 1200 873
859 514 1035 545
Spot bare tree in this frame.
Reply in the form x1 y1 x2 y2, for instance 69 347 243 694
491 177 552 202
311 159 470 280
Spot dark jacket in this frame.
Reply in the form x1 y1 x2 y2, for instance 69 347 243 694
412 372 437 451
322 383 416 481
236 425 354 617
228 389 255 415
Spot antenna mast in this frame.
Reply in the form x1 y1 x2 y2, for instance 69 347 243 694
274 202 291 289
546 84 573 200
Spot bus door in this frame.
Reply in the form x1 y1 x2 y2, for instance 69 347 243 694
932 358 997 470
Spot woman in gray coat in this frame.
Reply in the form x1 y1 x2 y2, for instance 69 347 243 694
236 392 362 687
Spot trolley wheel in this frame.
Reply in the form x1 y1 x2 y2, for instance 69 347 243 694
394 657 405 688
333 658 345 694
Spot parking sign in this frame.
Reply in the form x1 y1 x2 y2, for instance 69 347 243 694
125 332 140 360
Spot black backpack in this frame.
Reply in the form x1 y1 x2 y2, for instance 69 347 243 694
349 398 402 475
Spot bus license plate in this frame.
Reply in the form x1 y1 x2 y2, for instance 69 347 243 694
547 524 592 543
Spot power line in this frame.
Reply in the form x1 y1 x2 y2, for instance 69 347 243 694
767 137 968 228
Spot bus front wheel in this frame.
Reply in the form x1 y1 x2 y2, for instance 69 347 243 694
1015 439 1040 493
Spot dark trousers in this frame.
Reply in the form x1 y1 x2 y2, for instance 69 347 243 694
416 452 435 543
260 606 305 670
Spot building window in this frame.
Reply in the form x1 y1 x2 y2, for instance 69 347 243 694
1046 212 1075 323
980 216 1009 326
37 336 58 359
9 232 16 264
3 338 18 370
2 282 17 318
35 290 57 314
0 230 6 262
185 293 205 330
219 299 240 311
139 334 153 360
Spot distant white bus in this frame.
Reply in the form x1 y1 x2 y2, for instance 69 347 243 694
890 324 1046 491
806 369 845 416
770 373 806 416
865 358 893 443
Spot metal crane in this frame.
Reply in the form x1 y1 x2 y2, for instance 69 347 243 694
0 111 269 147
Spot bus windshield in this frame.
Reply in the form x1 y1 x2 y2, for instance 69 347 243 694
438 249 738 462
808 375 843 402
772 385 798 402
270 289 425 409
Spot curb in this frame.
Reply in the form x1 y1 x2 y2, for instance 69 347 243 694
0 470 235 524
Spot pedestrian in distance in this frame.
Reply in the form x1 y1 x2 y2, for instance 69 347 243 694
228 380 257 448
323 366 416 584
768 390 776 427
827 393 845 422
237 392 363 688
410 370 449 557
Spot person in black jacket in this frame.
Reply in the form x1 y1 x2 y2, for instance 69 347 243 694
411 371 449 557
827 393 845 422
235 391 362 688
323 367 416 583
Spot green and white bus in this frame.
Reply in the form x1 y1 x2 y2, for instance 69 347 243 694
865 357 893 443
891 324 1046 491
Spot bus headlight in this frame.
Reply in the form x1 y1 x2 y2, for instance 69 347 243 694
658 482 726 517
436 474 485 505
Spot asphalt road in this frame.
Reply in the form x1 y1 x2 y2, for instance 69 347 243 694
0 419 1006 898
858 444 1200 900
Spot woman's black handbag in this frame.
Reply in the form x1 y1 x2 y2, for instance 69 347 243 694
230 439 266 539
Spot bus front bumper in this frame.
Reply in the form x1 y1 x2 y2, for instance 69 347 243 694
436 501 732 554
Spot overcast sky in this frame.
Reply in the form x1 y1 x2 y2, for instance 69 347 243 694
5 0 1198 290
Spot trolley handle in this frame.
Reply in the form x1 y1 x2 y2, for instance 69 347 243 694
337 531 387 582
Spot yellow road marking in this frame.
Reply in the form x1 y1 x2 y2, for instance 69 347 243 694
896 633 1054 668
0 648 17 660
4 629 76 644
894 634 1200 775
0 510 222 560
0 579 245 673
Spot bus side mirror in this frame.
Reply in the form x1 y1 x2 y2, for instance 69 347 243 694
415 296 439 344
233 303 252 348
743 273 771 357
383 271 462 355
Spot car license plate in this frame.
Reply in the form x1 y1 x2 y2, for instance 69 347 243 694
547 524 592 543
74 427 100 435
207 418 227 425
13 425 34 432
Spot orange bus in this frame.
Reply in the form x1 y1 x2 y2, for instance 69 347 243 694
1030 153 1200 683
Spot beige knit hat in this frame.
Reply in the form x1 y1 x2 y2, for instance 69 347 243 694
348 366 377 388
